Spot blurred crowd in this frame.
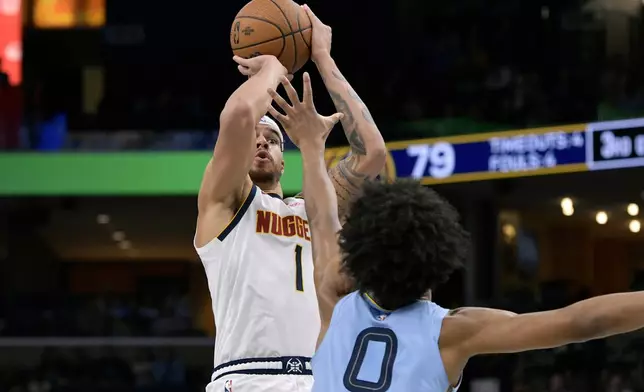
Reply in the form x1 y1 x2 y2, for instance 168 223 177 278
0 292 202 337
2 279 644 392
78 39 644 140
0 347 208 392
0 3 642 151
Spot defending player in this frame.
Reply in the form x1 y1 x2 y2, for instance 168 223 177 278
194 5 385 392
276 78 644 390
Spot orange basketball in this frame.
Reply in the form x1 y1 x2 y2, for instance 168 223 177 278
231 0 312 74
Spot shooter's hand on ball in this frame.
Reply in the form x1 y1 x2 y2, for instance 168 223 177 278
267 72 343 148
303 5 332 63
233 55 293 80
233 55 287 78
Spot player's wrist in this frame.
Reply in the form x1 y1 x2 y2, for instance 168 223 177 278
313 52 333 68
299 139 326 155
264 56 288 76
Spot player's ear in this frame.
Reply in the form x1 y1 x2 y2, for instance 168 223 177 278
281 159 285 174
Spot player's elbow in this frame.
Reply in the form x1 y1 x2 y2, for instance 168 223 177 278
362 144 387 176
220 98 255 135
370 143 387 164
564 307 612 343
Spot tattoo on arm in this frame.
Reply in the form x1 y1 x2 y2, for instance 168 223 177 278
327 71 376 152
327 91 372 157
332 70 347 82
347 130 366 155
348 87 364 105
448 308 465 316
328 155 369 218
362 108 375 124
327 89 356 131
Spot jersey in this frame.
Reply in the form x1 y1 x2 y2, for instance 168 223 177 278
196 184 321 367
312 291 460 392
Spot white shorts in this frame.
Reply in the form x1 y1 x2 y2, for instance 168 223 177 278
206 356 314 392
206 374 313 392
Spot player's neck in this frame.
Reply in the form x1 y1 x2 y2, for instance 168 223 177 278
421 291 433 302
256 181 283 198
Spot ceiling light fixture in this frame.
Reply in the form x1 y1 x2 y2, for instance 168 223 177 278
596 211 608 225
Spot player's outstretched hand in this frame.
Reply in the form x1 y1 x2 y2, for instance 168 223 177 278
267 72 343 148
302 5 332 63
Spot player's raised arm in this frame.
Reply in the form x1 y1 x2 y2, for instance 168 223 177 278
442 291 644 370
268 73 346 344
304 5 387 220
196 55 287 244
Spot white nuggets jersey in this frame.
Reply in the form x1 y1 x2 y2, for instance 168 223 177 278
196 185 321 367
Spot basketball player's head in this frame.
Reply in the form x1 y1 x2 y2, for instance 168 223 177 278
249 116 285 185
339 180 469 310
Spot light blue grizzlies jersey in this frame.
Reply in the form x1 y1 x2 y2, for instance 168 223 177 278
312 291 460 392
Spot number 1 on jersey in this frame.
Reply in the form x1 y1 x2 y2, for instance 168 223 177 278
294 244 304 292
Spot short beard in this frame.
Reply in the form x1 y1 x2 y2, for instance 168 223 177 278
249 169 280 186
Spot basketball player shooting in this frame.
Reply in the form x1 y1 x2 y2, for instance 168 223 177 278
193 5 385 392
286 115 644 390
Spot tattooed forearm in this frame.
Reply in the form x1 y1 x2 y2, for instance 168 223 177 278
327 89 356 131
332 70 347 82
327 73 376 151
348 87 364 105
362 108 375 124
317 57 385 189
328 88 367 155
347 130 366 155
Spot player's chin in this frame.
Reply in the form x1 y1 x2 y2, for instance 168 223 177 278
250 161 272 173
249 166 279 183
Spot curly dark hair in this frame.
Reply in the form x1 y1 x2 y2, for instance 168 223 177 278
338 179 469 310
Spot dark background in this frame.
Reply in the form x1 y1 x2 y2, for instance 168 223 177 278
1 0 644 391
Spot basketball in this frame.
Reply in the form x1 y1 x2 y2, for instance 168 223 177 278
231 0 312 74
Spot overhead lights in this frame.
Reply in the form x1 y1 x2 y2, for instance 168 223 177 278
562 207 574 216
596 211 608 225
629 220 641 233
118 240 132 250
97 214 110 224
112 231 125 241
560 198 573 209
502 223 516 243
561 197 574 216
627 203 639 216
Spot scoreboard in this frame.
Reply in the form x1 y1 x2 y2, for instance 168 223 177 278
325 118 644 184
588 118 644 171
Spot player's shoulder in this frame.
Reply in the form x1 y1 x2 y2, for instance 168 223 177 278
284 196 305 207
439 308 499 350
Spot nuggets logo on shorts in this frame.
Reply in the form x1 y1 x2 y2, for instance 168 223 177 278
286 358 303 373
224 379 233 392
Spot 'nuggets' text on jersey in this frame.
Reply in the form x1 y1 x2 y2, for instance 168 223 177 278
256 210 311 241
